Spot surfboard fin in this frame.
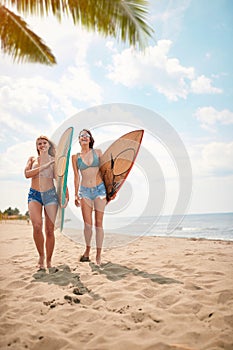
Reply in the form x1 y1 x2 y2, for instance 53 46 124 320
111 153 114 169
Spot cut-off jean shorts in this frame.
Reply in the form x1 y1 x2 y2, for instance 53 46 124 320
28 187 59 206
78 182 106 201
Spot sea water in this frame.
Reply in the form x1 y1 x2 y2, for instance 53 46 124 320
64 212 233 242
103 212 233 241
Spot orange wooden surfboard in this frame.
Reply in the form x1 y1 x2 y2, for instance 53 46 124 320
100 129 144 202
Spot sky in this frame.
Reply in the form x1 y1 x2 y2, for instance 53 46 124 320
0 0 233 220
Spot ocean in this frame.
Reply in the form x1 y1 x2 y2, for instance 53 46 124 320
64 212 233 247
103 212 233 241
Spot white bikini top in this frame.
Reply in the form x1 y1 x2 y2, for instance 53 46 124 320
32 156 54 179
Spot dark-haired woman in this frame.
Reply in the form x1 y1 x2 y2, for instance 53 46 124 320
72 129 106 266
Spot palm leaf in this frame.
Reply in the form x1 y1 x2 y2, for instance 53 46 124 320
68 0 154 49
0 0 153 65
4 0 154 48
0 4 56 65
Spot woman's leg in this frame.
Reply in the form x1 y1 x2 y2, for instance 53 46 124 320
28 201 44 268
44 204 58 268
80 198 93 258
94 198 106 265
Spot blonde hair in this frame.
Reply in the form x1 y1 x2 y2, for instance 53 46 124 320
36 135 56 156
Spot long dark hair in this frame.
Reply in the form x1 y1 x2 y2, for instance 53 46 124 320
79 129 95 149
36 135 56 156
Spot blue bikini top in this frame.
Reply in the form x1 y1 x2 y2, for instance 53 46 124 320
77 149 99 170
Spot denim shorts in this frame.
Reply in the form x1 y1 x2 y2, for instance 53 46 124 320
28 187 59 206
79 182 106 201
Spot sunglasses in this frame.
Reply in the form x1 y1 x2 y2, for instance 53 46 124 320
79 133 90 138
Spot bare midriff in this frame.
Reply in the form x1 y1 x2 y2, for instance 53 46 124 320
30 177 55 192
80 167 103 188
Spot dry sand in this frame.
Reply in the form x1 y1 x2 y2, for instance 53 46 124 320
0 222 233 350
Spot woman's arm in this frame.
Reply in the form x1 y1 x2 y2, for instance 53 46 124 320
24 157 54 179
24 157 36 178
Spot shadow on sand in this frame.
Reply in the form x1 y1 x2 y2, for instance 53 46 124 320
32 262 182 303
90 262 182 284
32 264 102 300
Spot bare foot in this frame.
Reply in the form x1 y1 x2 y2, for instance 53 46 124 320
37 255 45 269
96 255 101 266
80 255 90 262
80 247 91 262
47 260 52 268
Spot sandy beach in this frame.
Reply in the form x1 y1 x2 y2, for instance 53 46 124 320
0 222 233 350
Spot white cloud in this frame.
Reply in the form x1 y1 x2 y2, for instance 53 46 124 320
190 175 233 214
0 180 29 214
106 41 118 53
191 75 222 94
0 66 102 118
0 76 62 142
0 112 40 142
60 66 103 105
194 107 233 132
0 76 50 114
0 141 34 179
0 47 103 143
202 142 233 175
189 141 233 177
0 4 232 216
57 29 103 106
0 19 103 148
107 40 195 101
107 40 221 101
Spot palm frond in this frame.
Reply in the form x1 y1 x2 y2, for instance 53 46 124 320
3 0 65 20
0 4 56 65
118 0 154 47
3 0 154 49
0 0 154 65
67 0 154 48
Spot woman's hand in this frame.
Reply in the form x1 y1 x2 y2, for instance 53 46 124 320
61 187 69 208
75 195 81 207
61 197 69 208
45 159 55 168
41 159 55 170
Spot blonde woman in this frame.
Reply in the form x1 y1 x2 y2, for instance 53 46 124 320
24 135 68 270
